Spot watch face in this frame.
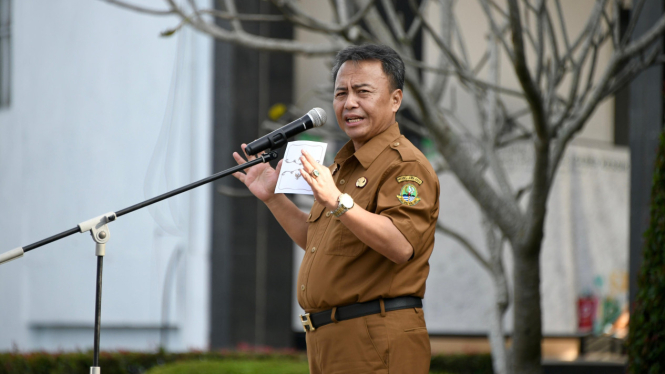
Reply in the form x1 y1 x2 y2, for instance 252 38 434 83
340 194 354 209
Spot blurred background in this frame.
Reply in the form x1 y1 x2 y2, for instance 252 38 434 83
0 0 662 373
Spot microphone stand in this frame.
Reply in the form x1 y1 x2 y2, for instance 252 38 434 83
0 151 279 374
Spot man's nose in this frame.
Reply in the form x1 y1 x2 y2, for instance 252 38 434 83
344 93 359 109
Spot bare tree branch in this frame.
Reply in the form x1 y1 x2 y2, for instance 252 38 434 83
547 43 663 184
554 11 665 156
381 0 407 41
604 54 665 97
558 0 605 65
405 77 524 240
158 0 347 55
534 0 545 87
200 9 286 22
487 0 509 19
484 36 515 198
454 14 474 69
577 30 604 106
507 0 547 140
334 0 348 24
103 0 174 15
403 56 526 98
272 0 376 34
543 5 561 85
186 0 203 22
223 0 243 32
429 0 453 103
611 0 621 49
621 13 665 58
554 0 572 55
497 131 532 148
361 0 401 48
551 0 606 133
406 0 430 41
473 50 491 74
437 221 491 271
479 0 517 63
412 1 526 103
620 0 647 46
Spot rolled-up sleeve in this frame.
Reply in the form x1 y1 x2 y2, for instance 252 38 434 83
376 161 439 255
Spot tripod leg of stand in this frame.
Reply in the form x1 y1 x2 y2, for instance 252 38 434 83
91 247 104 374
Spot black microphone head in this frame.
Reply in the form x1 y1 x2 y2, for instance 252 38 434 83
307 108 327 127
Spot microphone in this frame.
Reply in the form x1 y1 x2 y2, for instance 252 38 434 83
244 108 327 155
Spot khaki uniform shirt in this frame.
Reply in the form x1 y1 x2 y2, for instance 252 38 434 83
297 123 440 313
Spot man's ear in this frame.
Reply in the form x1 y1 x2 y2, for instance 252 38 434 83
391 89 403 113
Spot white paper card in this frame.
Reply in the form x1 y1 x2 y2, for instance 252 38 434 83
275 141 328 195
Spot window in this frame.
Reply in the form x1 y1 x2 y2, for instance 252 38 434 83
0 0 10 108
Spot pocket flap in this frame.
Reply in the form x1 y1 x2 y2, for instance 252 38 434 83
306 202 327 222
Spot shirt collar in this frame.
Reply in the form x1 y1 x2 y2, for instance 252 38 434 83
334 122 402 169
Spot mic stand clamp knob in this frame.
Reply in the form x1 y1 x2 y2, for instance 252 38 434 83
78 212 116 256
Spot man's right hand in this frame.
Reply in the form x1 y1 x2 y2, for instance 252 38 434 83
232 143 309 249
232 144 284 203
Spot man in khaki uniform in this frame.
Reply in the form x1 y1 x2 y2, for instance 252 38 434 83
232 44 439 374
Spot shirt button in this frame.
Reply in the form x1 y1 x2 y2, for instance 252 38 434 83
325 211 331 217
301 285 306 291
311 247 317 253
393 142 400 146
339 179 346 185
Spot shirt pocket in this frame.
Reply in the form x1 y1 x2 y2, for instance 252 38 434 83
325 193 372 257
305 202 327 249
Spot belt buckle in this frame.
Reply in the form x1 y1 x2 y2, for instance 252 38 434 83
299 313 316 332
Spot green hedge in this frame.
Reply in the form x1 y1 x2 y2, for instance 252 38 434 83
627 131 665 373
0 350 305 374
430 354 492 374
0 350 492 374
144 359 309 374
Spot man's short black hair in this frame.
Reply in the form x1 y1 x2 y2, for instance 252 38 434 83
332 44 405 91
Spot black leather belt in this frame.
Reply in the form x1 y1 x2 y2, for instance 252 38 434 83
299 296 422 332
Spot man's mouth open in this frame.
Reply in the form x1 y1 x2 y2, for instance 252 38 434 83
345 116 365 125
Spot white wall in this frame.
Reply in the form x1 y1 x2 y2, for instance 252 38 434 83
0 0 212 351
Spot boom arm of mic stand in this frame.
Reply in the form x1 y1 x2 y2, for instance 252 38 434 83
0 247 24 264
0 150 279 264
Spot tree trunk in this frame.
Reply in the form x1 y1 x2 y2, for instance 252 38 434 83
484 219 510 374
488 256 510 374
489 298 509 374
512 248 543 374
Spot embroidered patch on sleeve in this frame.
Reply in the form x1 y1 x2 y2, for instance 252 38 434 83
397 183 421 206
396 175 423 185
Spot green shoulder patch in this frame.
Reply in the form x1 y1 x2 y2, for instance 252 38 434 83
397 183 421 206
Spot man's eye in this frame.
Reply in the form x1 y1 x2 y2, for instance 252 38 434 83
335 92 346 97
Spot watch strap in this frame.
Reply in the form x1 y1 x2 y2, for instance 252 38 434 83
332 205 346 217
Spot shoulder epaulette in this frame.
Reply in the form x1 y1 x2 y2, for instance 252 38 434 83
389 137 417 162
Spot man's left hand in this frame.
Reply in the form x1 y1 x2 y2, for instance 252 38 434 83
300 150 341 211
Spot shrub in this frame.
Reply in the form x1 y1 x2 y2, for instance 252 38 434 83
627 131 665 373
144 359 309 374
0 350 488 374
429 354 493 374
0 350 305 374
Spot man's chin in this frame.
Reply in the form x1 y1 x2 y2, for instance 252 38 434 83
344 127 369 143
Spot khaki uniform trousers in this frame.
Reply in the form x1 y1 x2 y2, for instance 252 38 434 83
305 307 431 374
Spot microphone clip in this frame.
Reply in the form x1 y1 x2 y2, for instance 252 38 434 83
260 151 279 163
